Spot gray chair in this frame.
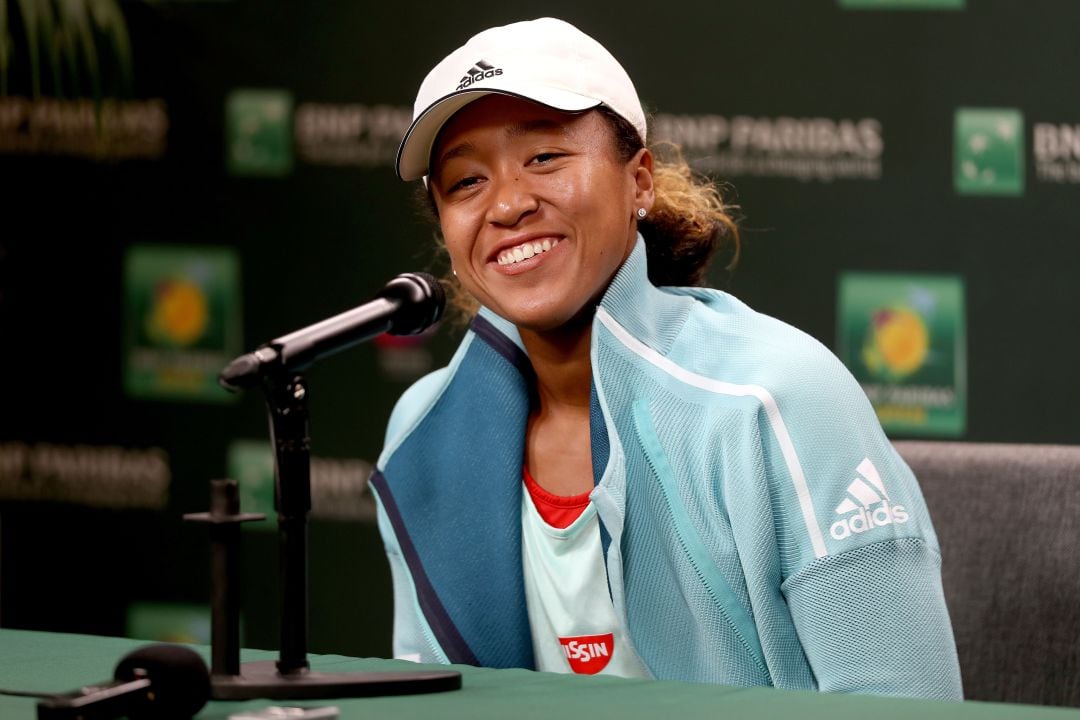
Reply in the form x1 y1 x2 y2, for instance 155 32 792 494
895 441 1080 707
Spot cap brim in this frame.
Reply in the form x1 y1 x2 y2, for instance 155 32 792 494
395 85 602 181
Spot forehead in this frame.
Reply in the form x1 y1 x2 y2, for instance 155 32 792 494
430 95 609 172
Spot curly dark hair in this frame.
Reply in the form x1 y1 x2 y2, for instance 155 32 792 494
596 106 740 288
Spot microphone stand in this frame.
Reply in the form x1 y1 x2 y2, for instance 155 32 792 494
186 355 460 700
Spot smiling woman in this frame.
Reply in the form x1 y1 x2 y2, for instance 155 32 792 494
370 17 963 699
431 97 647 333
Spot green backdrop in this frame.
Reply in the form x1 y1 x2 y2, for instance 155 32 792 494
0 0 1077 658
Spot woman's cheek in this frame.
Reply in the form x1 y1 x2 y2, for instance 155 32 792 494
440 210 480 262
544 174 584 214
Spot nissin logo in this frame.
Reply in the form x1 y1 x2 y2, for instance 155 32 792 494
830 458 909 541
558 633 614 675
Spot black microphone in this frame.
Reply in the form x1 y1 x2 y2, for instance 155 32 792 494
219 271 445 391
37 644 210 720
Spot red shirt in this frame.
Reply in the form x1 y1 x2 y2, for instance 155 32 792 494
523 466 591 529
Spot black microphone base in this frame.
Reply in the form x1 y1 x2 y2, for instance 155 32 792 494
210 661 462 701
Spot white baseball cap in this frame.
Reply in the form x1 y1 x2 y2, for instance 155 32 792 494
395 17 647 181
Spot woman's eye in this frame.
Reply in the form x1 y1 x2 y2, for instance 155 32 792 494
448 176 481 193
531 152 563 164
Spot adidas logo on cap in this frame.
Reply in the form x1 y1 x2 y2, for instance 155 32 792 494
829 458 910 541
456 59 503 90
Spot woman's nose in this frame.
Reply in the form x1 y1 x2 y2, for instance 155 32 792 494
485 174 539 227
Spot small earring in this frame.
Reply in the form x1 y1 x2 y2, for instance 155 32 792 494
451 266 458 277
636 207 647 219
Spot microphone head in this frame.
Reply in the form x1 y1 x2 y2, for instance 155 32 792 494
114 644 210 720
218 352 261 392
378 272 446 335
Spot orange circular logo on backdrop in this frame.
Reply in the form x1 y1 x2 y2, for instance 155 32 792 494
862 306 929 381
147 278 209 347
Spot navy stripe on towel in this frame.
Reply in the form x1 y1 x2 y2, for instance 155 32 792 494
470 315 536 386
369 470 480 666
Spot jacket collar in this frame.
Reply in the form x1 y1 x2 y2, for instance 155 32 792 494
477 234 693 359
598 234 694 357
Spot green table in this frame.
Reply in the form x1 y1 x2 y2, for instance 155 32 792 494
2 629 1078 719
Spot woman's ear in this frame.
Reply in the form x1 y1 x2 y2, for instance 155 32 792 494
631 147 655 213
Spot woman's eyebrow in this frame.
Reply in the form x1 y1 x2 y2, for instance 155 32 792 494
435 118 569 171
436 141 476 169
506 118 567 138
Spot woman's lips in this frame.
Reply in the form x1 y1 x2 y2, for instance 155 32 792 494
497 237 558 266
490 236 564 276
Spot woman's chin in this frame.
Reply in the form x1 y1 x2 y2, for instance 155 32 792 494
493 300 598 338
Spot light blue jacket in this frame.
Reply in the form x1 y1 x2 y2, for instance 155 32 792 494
371 238 962 699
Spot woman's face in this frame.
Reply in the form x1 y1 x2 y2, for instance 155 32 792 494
429 95 653 333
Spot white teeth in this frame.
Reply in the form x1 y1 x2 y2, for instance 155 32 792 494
498 238 559 266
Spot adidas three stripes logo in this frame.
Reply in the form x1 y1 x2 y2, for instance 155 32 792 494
456 59 504 90
829 458 910 541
